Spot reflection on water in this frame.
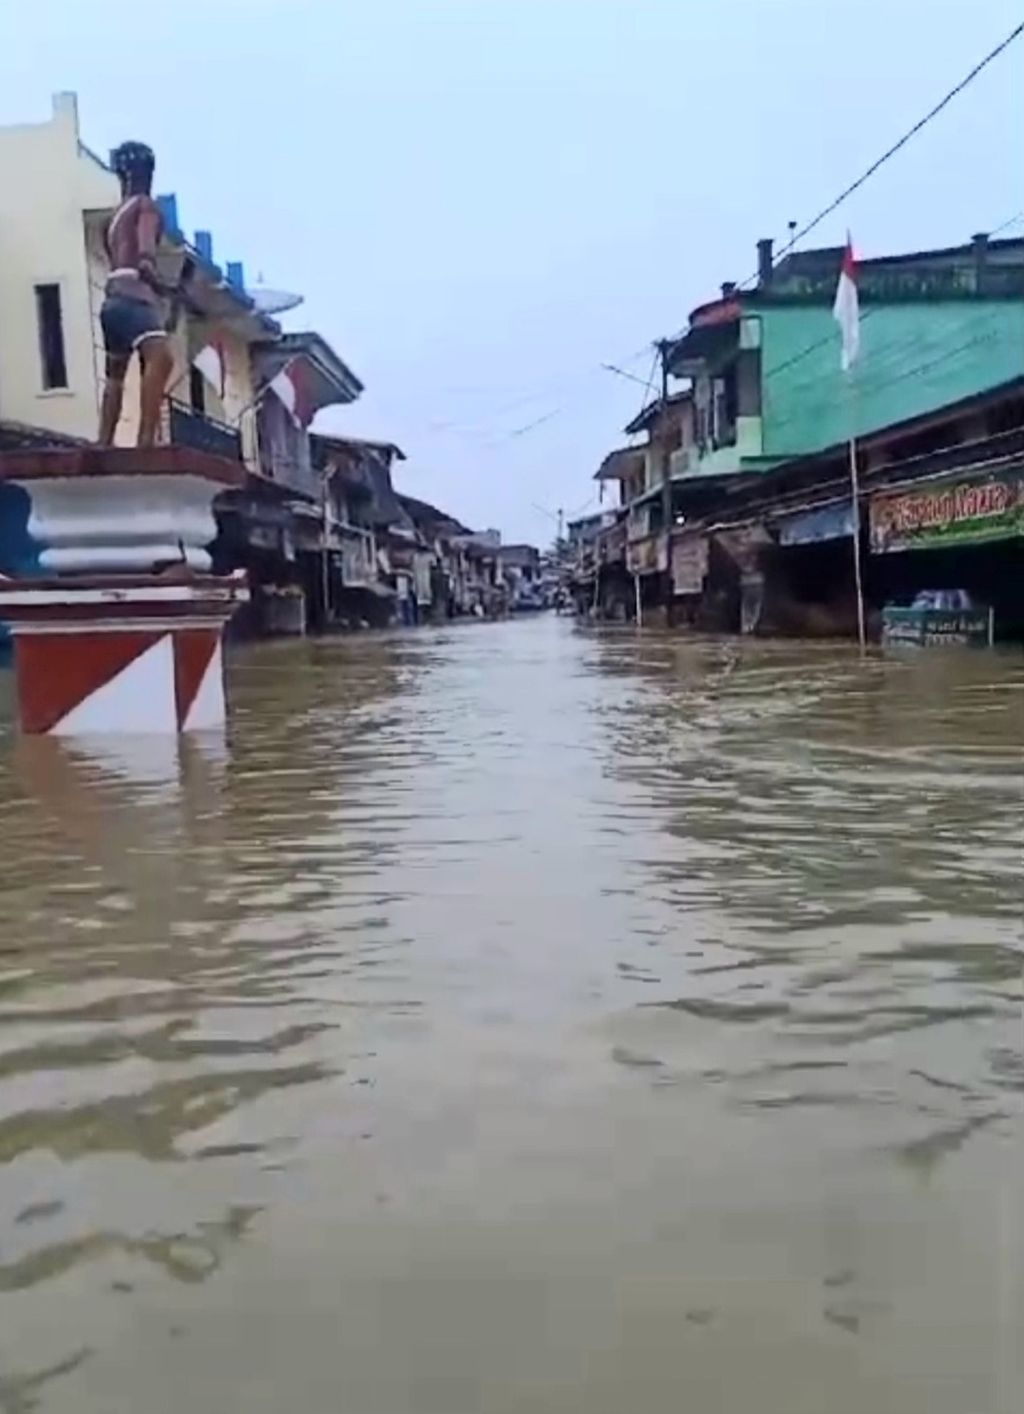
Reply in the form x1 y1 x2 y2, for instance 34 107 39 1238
0 622 1020 1413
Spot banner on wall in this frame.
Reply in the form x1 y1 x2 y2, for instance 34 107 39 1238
670 533 709 595
870 466 1024 554
626 534 668 576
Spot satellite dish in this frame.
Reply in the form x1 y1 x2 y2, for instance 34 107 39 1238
248 285 304 315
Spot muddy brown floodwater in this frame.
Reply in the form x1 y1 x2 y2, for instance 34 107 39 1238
0 616 1020 1413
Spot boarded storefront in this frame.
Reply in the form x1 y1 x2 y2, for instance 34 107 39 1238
713 524 772 633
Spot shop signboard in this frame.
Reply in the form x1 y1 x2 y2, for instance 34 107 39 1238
670 533 708 595
870 466 1024 554
626 534 668 576
882 605 994 648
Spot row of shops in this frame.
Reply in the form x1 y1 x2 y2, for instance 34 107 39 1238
213 435 542 639
570 231 1024 644
572 424 1024 644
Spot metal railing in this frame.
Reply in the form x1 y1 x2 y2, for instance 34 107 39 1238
166 399 242 462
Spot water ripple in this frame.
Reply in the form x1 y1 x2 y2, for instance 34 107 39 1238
0 624 1020 1413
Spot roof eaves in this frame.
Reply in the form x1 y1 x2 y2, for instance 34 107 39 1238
623 390 692 436
278 332 364 401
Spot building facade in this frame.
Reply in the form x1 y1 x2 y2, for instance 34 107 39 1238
580 233 1024 638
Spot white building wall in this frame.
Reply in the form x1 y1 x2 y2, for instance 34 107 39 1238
0 93 119 440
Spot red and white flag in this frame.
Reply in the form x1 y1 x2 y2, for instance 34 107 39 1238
832 235 860 372
268 357 316 428
192 341 225 397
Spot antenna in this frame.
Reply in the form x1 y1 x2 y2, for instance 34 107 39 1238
248 283 304 315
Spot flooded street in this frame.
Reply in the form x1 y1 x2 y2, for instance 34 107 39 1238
0 616 1020 1413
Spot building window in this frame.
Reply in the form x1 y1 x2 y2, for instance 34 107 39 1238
34 284 68 390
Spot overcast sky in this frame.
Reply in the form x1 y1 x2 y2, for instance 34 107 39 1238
1 0 1020 543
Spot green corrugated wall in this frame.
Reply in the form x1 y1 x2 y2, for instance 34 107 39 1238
759 299 1024 458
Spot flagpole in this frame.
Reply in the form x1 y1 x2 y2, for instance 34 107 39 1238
847 425 867 653
834 234 867 654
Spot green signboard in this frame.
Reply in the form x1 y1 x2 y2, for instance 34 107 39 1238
870 466 1024 553
882 606 994 648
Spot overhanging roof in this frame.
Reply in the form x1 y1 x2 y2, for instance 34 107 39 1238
398 492 470 535
255 332 363 412
624 390 691 436
312 433 406 463
666 314 740 376
594 444 646 481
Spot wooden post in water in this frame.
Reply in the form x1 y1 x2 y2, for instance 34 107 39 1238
634 572 643 628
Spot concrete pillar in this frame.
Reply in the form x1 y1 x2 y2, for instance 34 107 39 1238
0 447 248 735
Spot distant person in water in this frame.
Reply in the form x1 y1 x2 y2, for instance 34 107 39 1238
98 141 174 447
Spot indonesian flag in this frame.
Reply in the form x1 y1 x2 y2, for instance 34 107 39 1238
268 356 316 428
832 235 860 372
192 341 225 397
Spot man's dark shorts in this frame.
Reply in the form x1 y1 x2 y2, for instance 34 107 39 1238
101 295 166 358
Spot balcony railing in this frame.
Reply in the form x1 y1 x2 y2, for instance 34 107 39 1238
167 399 242 462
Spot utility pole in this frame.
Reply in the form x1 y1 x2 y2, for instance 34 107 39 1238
321 471 332 630
657 339 673 598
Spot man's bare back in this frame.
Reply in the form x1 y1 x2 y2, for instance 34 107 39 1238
105 192 164 307
98 141 174 448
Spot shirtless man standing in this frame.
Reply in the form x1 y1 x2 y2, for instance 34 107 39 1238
98 141 175 447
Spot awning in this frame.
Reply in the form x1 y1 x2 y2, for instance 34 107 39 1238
594 445 645 482
776 500 854 546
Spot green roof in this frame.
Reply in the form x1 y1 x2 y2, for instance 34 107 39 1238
760 300 1024 459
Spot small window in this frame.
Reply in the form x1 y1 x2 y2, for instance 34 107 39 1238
35 284 69 390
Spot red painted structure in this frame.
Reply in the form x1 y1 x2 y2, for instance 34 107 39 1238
0 447 248 736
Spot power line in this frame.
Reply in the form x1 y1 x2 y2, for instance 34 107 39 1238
634 346 660 420
485 407 562 445
455 20 1024 457
718 26 1024 410
600 360 655 389
761 308 885 383
741 18 1024 286
488 21 1024 450
763 306 1008 437
487 345 653 444
990 210 1024 237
